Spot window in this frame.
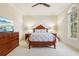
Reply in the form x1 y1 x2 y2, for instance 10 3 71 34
68 5 78 40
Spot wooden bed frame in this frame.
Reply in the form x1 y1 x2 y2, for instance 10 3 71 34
27 25 56 49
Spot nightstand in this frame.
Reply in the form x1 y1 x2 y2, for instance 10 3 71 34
52 33 57 36
25 33 31 40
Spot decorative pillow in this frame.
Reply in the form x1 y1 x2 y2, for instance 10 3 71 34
35 29 46 33
40 29 46 33
35 29 40 33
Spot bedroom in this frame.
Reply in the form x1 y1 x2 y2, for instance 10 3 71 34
0 3 79 56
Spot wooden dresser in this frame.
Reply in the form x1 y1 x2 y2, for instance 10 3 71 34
0 32 19 56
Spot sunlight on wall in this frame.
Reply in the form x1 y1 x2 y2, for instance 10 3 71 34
32 20 49 28
24 24 33 33
48 24 57 33
23 15 57 33
24 23 57 33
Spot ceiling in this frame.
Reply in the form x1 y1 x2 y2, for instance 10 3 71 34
10 3 72 16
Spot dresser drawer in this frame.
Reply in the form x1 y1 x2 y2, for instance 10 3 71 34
0 32 19 56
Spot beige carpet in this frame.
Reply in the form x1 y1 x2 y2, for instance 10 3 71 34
7 40 79 56
19 40 28 48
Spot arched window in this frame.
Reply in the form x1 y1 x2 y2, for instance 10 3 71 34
0 16 14 32
68 5 78 40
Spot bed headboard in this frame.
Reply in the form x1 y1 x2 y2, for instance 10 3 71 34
33 25 48 32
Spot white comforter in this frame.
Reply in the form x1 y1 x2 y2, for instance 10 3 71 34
30 32 56 41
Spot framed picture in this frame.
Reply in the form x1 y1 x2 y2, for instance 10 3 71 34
0 16 14 32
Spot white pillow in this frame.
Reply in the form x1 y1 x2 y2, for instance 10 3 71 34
35 29 40 33
40 29 46 33
35 29 46 33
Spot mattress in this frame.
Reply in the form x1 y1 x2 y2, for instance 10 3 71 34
30 32 55 41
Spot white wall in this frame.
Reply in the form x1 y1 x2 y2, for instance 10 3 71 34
13 12 23 40
0 3 23 40
57 4 79 50
23 15 57 33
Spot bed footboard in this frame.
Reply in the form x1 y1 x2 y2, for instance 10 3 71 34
28 39 56 49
